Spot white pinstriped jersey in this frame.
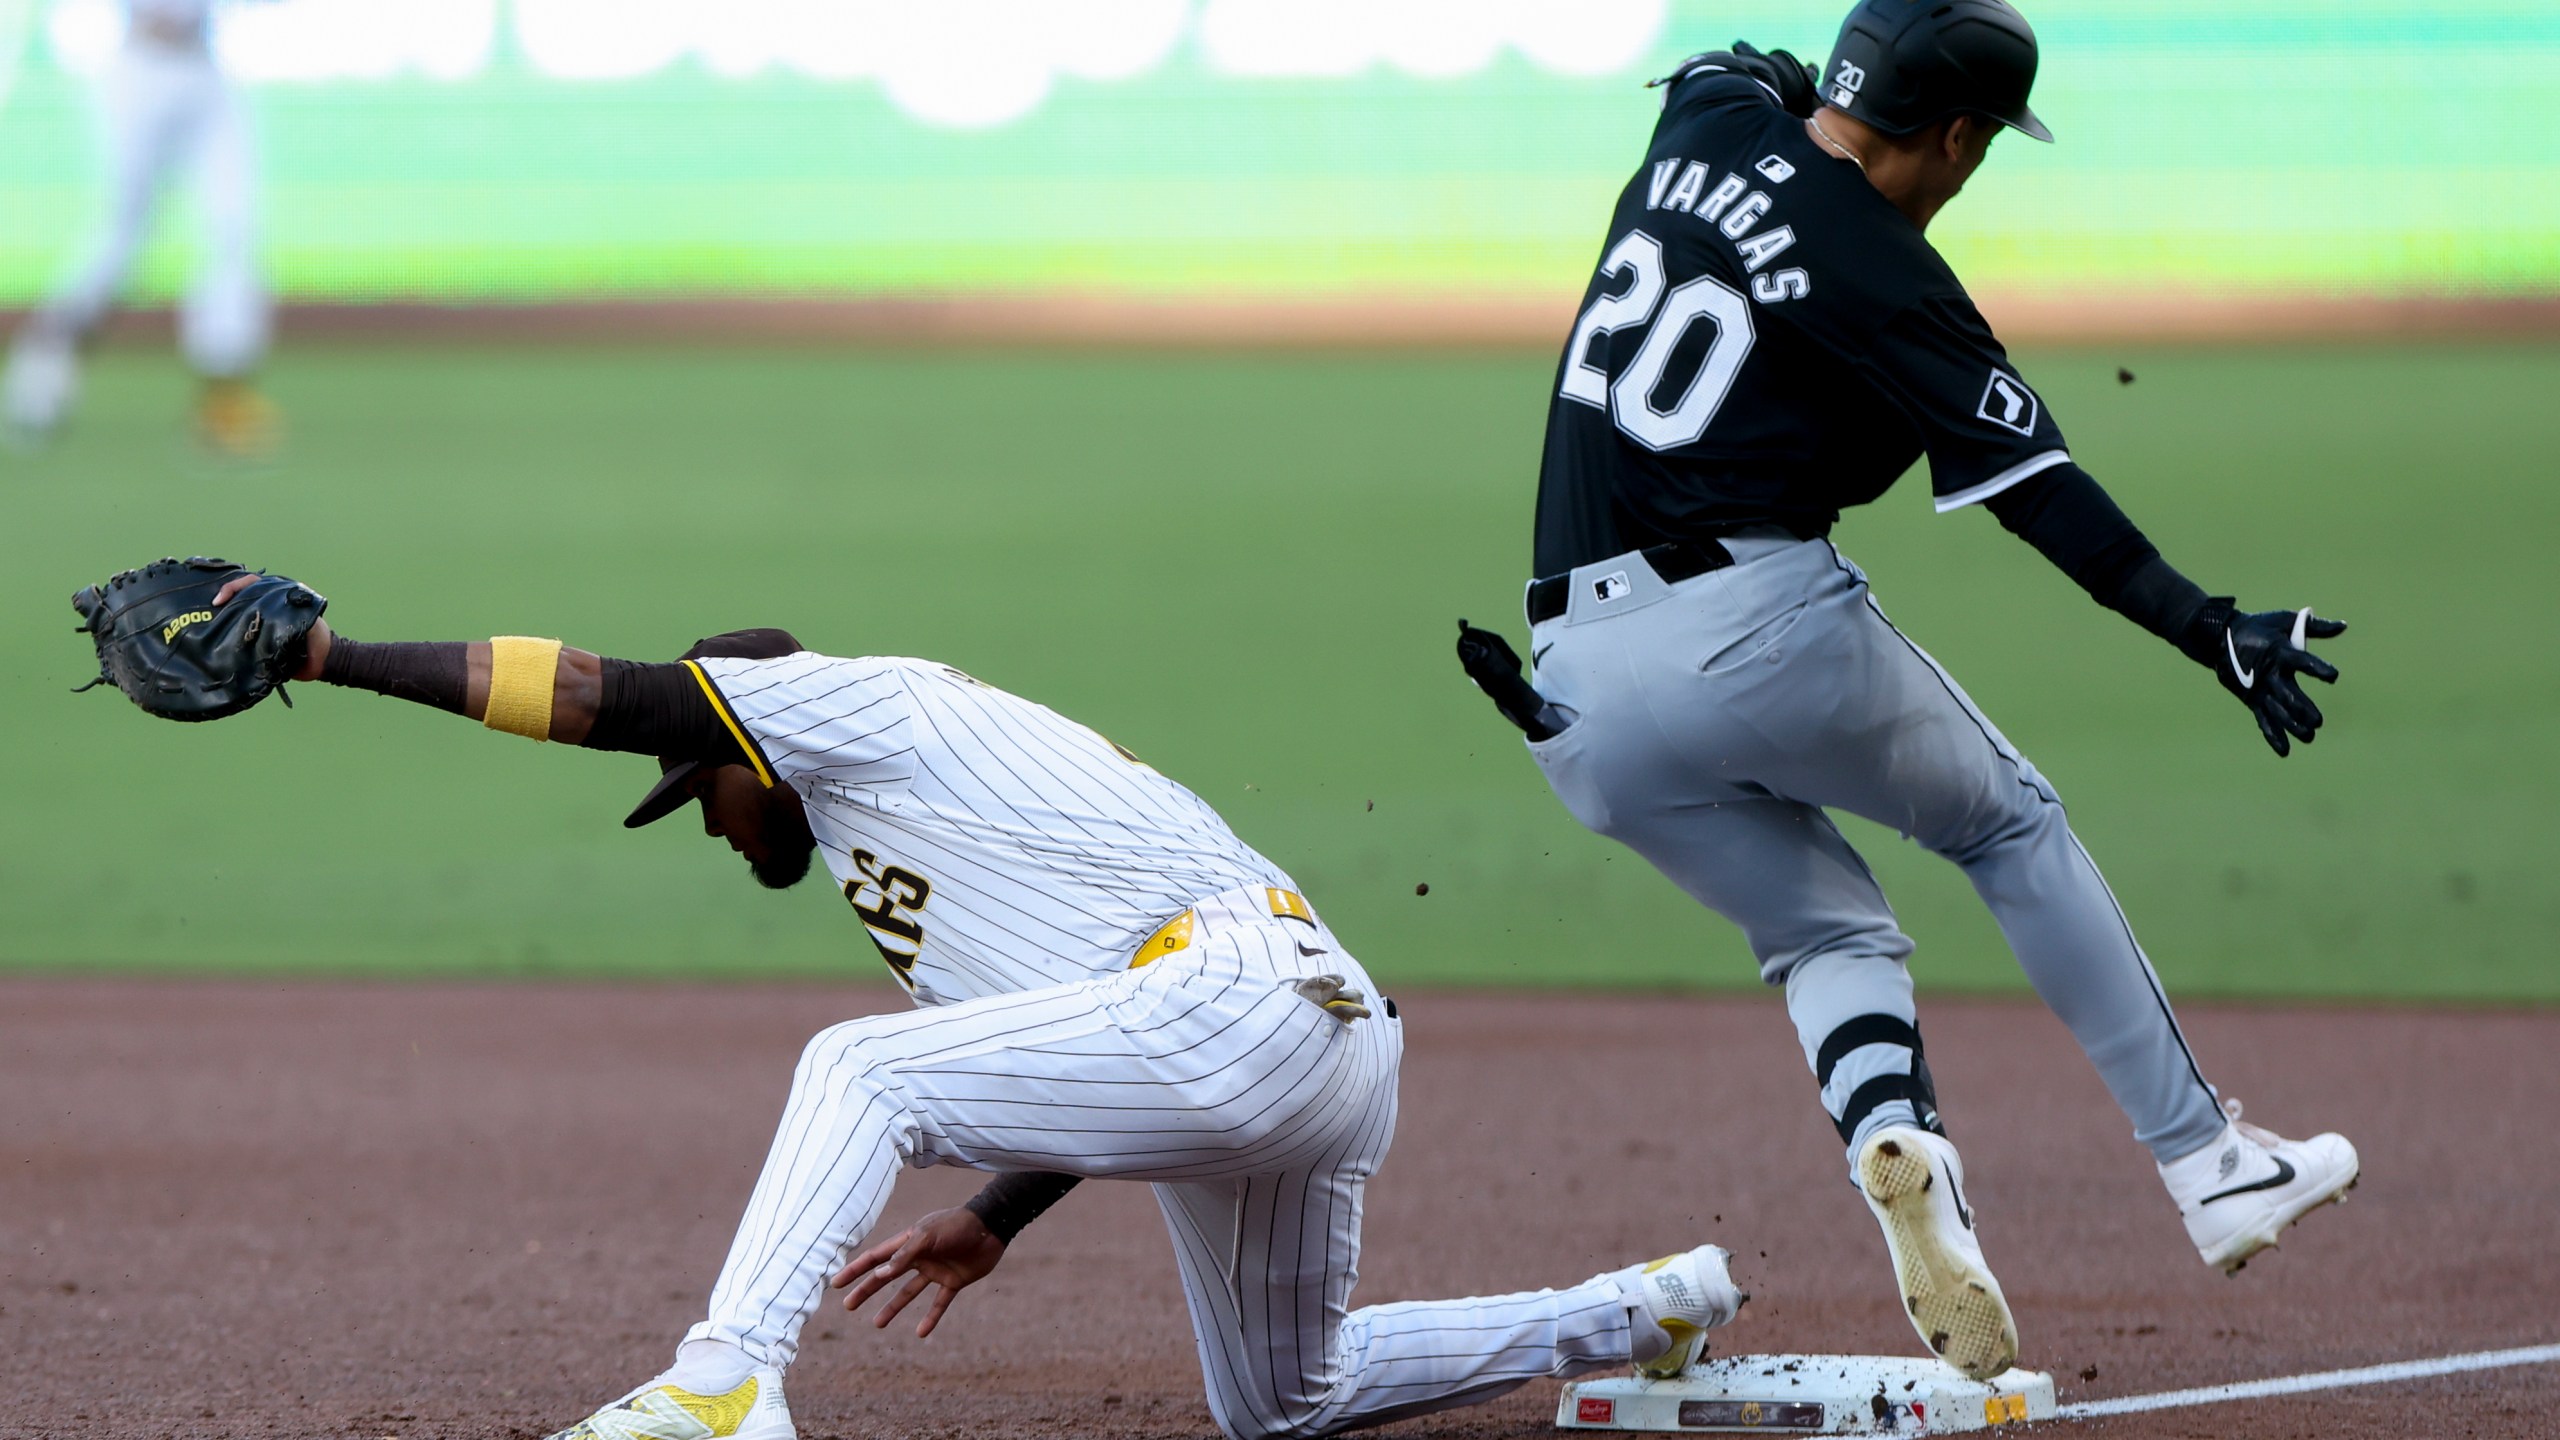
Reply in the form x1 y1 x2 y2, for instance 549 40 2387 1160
693 652 1297 1005
669 657 1653 1434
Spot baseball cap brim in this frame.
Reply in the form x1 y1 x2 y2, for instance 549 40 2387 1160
620 627 804 830
2001 102 2053 142
624 758 703 830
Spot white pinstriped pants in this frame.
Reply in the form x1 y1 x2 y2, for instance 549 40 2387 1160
31 44 268 375
686 888 1636 1439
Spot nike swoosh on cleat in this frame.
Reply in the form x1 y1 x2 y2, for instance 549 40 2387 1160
2200 1156 2295 1205
2225 629 2256 688
1941 1157 1974 1230
1532 643 1554 664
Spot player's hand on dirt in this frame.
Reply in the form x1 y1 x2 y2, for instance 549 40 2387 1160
2201 604 2345 757
833 1206 1006 1338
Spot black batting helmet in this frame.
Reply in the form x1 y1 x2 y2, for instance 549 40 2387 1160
1821 0 2052 143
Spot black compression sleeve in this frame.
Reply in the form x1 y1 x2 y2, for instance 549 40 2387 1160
318 637 469 712
1984 464 2216 656
962 1171 1081 1246
582 659 752 765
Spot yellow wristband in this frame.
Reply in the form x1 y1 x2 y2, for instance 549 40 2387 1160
484 636 564 741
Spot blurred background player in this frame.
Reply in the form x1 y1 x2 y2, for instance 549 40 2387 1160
3 0 274 456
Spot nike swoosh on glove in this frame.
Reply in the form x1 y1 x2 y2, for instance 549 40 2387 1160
2189 601 2347 757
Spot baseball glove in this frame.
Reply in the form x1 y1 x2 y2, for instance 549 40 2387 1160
71 556 326 722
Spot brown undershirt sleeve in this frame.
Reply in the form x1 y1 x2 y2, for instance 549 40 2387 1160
962 1171 1082 1245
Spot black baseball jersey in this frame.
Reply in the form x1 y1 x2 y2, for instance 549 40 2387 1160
1531 68 2072 576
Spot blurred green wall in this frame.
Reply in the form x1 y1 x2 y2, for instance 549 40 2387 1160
0 1 2551 305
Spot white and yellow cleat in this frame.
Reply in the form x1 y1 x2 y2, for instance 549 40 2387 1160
1857 1126 2018 1381
1627 1244 1747 1379
542 1367 795 1440
192 376 282 460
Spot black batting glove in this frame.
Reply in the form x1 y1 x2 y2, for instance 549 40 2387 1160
1650 42 1821 118
2184 601 2347 757
1455 619 1566 742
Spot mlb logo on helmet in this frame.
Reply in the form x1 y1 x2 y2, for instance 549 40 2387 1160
1828 58 1867 109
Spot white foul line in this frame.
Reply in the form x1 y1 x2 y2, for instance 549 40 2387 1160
2055 1342 2560 1419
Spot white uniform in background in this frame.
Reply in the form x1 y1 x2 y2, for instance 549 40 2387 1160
556 653 1740 1440
5 0 271 446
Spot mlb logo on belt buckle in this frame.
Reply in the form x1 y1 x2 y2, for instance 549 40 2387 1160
1592 571 1632 603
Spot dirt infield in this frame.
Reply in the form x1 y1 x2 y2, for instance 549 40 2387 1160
5 979 2553 1440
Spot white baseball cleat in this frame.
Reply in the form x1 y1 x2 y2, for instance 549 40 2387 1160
1625 1244 1748 1378
1856 1126 2018 1381
2158 1098 2359 1274
541 1366 795 1440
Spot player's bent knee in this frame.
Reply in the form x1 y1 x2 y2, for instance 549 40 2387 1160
791 1019 884 1080
1210 1356 1360 1440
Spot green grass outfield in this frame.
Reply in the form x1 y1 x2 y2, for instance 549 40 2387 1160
4 342 2553 1002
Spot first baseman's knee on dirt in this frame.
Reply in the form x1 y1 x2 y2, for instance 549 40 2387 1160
1198 1374 1342 1440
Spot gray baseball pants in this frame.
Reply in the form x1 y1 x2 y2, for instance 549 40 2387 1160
1525 530 2227 1166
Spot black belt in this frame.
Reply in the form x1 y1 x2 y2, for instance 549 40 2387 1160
1525 539 1736 625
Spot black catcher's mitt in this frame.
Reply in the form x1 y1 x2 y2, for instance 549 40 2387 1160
71 556 326 721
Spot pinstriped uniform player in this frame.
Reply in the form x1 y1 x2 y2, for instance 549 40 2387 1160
213 594 1751 1440
3 0 279 455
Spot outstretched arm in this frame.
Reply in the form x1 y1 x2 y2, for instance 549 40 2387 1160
219 575 739 762
1980 462 2206 644
1755 262 2348 756
1983 466 2345 756
293 621 609 741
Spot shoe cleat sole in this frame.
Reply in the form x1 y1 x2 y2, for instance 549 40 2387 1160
1860 1137 2018 1381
